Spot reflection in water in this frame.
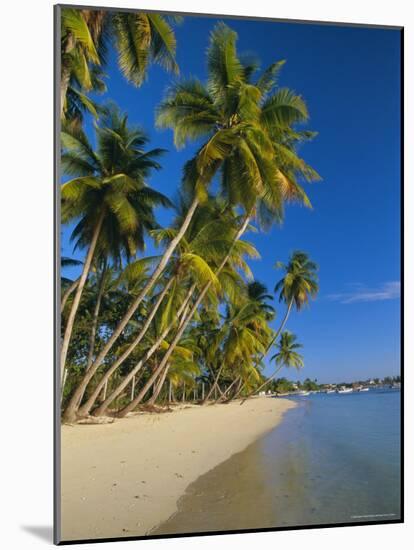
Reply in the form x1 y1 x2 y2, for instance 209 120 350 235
153 390 401 535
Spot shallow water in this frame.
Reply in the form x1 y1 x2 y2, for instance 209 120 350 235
153 389 401 534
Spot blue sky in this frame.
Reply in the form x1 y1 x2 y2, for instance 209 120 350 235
61 13 402 384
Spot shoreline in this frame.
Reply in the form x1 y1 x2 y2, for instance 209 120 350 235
61 397 296 541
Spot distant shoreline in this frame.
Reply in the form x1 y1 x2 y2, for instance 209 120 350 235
60 396 295 541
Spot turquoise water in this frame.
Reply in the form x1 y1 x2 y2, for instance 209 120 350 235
155 388 401 534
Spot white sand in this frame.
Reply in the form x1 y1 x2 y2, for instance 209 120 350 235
60 397 295 541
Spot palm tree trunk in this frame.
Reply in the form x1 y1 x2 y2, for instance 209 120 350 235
116 214 252 418
86 267 106 370
206 365 226 398
77 276 177 416
83 282 195 416
230 378 243 401
240 365 284 404
76 266 106 407
147 364 169 405
203 363 225 404
264 299 293 360
235 299 294 402
61 368 68 404
62 198 199 423
61 278 79 313
239 300 294 405
219 376 240 402
177 296 191 328
101 379 108 401
60 209 105 384
130 375 136 401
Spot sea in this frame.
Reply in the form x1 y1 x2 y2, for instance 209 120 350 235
154 388 401 534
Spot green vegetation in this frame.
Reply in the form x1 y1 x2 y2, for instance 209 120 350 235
60 10 321 422
61 8 182 120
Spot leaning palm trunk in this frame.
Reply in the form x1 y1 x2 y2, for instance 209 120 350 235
61 278 79 313
202 363 225 404
86 268 106 370
77 267 107 407
218 376 240 402
116 214 252 418
77 276 178 416
236 299 294 403
147 364 170 405
101 379 108 401
227 377 243 402
239 301 293 405
206 365 226 398
241 364 284 404
60 209 105 383
90 284 196 417
62 198 199 422
61 368 68 404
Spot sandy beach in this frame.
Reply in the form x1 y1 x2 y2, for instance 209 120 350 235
60 397 295 541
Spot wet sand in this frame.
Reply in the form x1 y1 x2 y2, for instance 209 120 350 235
60 397 295 542
152 432 283 535
152 399 309 535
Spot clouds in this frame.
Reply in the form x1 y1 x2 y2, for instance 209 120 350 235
328 281 401 304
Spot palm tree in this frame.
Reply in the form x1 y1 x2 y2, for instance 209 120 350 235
240 331 303 401
60 8 102 118
147 335 201 405
61 22 319 422
62 23 270 421
271 331 304 372
86 281 197 417
271 250 319 341
61 256 83 312
85 203 259 417
110 24 320 416
114 211 269 418
240 330 305 403
60 7 181 117
75 263 121 405
240 252 318 402
60 105 168 390
246 281 275 320
73 200 219 416
203 295 271 403
112 212 256 418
